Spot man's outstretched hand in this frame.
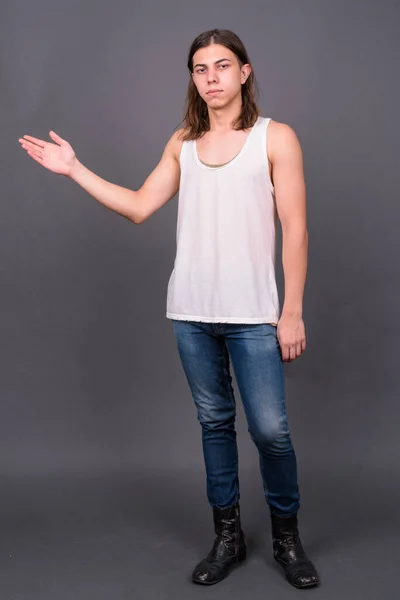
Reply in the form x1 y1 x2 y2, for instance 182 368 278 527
18 131 76 176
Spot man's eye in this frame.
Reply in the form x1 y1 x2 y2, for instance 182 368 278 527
219 64 228 68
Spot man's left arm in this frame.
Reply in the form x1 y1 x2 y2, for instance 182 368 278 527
269 121 308 362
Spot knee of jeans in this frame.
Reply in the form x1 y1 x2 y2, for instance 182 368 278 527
248 422 291 450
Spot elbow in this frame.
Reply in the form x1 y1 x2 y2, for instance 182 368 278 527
130 189 146 224
133 211 148 224
130 202 144 225
126 211 142 224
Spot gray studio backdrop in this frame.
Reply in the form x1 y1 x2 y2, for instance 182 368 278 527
1 0 399 501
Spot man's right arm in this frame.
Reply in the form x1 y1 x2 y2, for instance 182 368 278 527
69 129 183 224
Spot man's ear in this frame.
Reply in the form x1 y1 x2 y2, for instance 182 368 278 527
241 64 252 83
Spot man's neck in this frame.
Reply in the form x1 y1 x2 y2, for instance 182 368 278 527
207 102 243 133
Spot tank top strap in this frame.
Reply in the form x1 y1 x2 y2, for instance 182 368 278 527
245 116 271 171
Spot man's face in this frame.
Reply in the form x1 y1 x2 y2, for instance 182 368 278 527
191 43 251 108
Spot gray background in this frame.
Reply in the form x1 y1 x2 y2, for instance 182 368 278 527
1 0 399 598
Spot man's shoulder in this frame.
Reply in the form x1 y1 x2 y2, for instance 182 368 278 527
267 119 301 159
268 119 297 138
166 127 190 161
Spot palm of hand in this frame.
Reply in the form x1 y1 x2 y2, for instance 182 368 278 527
42 142 75 174
18 131 76 176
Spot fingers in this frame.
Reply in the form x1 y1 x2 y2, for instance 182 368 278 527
18 130 65 148
49 130 66 145
280 344 291 362
19 135 46 147
24 149 44 165
19 140 44 161
19 138 41 152
280 341 305 363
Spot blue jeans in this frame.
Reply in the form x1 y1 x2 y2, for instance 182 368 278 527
171 320 300 518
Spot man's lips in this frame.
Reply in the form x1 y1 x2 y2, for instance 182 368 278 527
207 90 223 95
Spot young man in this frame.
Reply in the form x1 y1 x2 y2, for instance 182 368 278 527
18 29 319 589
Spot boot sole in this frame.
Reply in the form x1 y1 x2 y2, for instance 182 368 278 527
274 556 320 588
192 549 247 585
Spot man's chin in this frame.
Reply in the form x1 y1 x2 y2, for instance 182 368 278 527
204 96 228 108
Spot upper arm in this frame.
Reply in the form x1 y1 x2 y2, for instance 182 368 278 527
268 121 307 232
135 129 184 223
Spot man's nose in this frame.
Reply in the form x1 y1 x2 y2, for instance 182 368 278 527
207 70 218 83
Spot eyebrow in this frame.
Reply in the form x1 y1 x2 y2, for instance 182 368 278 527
193 58 232 68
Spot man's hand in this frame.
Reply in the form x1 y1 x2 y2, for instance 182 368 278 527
18 131 77 176
277 314 306 362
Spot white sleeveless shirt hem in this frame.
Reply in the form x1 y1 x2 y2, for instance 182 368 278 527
166 311 278 325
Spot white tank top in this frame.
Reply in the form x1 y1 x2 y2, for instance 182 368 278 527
165 115 280 324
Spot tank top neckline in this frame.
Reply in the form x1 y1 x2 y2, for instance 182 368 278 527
193 115 261 172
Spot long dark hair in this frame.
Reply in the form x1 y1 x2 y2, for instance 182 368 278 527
176 29 261 141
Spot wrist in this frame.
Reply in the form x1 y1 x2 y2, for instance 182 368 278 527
68 158 83 180
281 307 303 319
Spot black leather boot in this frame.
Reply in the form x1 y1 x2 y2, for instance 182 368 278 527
271 512 320 588
192 502 247 585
